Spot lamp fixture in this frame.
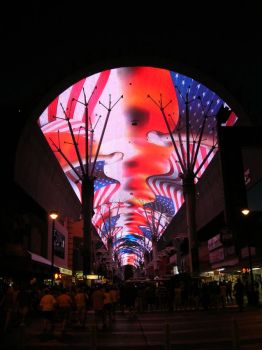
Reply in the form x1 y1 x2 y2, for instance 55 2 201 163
241 208 250 216
50 211 59 220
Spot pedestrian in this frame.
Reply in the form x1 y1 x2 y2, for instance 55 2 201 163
234 278 245 311
39 288 57 333
103 285 113 326
1 285 16 332
74 287 88 328
56 288 73 334
91 285 106 330
17 285 31 325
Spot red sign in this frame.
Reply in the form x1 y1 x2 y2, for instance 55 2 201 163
209 247 224 264
208 234 222 252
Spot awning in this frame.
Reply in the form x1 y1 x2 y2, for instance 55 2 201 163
29 251 52 265
28 251 59 276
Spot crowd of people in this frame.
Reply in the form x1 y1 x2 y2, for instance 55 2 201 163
0 275 261 336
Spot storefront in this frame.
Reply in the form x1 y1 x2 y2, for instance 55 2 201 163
58 267 73 287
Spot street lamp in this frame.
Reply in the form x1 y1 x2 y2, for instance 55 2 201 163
49 211 59 286
241 208 250 216
241 208 255 300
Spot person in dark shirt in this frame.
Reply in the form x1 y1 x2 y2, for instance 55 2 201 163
234 278 245 311
17 286 31 325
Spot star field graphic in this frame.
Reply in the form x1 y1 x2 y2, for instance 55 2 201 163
100 213 121 237
171 71 223 137
144 195 175 216
139 225 152 240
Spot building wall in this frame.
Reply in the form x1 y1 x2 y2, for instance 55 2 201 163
14 120 82 221
195 153 225 231
14 119 82 271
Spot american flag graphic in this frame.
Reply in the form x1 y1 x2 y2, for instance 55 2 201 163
146 137 216 217
38 67 237 266
142 196 173 236
139 225 153 240
39 71 110 128
100 214 121 237
171 71 224 134
146 156 184 215
144 194 175 216
92 201 125 230
93 161 120 208
65 160 120 209
138 226 153 251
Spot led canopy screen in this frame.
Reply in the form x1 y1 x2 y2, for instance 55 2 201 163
38 67 237 267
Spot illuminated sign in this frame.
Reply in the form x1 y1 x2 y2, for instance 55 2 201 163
86 274 100 280
59 267 72 275
75 271 83 278
242 268 250 273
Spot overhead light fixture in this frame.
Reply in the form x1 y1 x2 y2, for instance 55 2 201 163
241 208 250 216
50 211 59 220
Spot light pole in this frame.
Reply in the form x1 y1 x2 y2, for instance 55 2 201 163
50 211 59 286
241 208 255 295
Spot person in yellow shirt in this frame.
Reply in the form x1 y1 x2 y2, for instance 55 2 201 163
74 287 88 328
56 289 73 334
39 289 57 333
91 285 105 330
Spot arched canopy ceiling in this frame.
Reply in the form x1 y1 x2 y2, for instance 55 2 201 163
38 66 237 266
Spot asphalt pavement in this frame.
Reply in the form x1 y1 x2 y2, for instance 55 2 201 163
1 305 262 350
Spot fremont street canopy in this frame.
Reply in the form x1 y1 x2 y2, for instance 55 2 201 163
38 66 237 267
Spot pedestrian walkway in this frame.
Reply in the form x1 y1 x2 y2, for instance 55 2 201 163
1 307 262 350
